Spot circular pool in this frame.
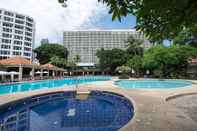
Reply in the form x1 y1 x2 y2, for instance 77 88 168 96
0 90 134 131
115 80 192 89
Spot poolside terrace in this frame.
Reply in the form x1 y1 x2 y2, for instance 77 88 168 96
0 77 197 131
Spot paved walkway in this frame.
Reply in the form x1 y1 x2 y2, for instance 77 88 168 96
0 79 197 131
168 95 197 123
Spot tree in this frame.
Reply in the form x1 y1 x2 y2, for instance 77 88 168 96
34 44 68 64
73 54 81 64
127 55 143 76
50 56 67 68
125 35 144 57
96 48 128 72
143 45 197 78
174 29 197 47
97 0 197 42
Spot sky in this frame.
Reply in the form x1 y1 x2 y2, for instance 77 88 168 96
0 0 136 47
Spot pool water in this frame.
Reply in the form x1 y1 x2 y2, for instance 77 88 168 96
0 76 111 95
0 91 134 131
115 79 192 89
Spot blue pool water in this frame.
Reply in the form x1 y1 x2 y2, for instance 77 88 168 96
0 91 134 131
115 79 192 89
0 76 111 95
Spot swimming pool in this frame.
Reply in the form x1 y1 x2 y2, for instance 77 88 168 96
0 76 111 95
0 90 134 131
115 79 192 89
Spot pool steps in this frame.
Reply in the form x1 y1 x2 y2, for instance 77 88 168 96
76 89 90 100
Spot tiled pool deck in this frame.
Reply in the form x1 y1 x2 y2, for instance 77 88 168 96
0 77 197 131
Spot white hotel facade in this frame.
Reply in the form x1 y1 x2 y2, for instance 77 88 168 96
63 30 147 65
0 8 35 60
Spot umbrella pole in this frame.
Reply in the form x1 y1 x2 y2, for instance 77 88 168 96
11 74 14 82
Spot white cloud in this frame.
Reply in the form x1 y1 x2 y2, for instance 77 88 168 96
0 0 107 47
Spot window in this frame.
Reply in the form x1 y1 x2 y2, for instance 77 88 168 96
24 42 31 47
25 32 32 37
3 28 12 33
26 22 33 27
13 52 21 55
2 39 11 44
24 52 31 56
14 35 23 40
25 37 32 42
24 47 31 51
2 33 12 38
1 45 11 49
13 46 22 50
4 16 13 22
3 22 13 28
15 19 24 24
25 27 32 32
26 17 33 22
14 40 22 45
16 14 25 19
4 11 14 16
0 50 10 55
15 30 23 35
15 25 24 30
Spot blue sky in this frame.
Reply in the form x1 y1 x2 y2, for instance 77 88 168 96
82 15 136 30
0 0 136 46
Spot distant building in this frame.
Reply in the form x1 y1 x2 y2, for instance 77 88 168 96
0 8 35 60
63 30 146 65
41 38 49 45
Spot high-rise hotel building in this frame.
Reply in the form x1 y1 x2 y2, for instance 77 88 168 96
63 30 147 65
0 8 35 60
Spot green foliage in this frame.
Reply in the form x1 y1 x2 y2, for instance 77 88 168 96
174 29 197 47
66 61 76 67
50 56 67 68
96 48 128 72
98 0 197 41
143 45 166 70
153 69 163 78
34 44 68 64
143 45 197 78
116 66 131 74
73 54 81 64
127 55 143 76
125 35 144 57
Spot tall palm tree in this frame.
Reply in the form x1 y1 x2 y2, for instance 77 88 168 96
73 54 81 64
125 35 144 57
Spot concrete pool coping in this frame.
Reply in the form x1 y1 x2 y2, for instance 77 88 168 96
0 78 197 131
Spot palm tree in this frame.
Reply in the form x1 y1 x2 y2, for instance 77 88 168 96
73 54 81 64
125 35 144 57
